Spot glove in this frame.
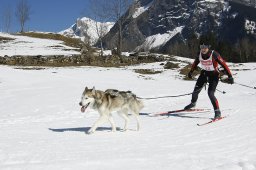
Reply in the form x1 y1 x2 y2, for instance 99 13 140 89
188 71 193 79
227 77 234 84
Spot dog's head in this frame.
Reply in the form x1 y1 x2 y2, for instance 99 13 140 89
79 86 96 113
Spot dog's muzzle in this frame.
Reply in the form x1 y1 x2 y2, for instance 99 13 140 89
80 102 90 113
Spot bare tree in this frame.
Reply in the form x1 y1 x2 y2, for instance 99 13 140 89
2 5 12 33
85 0 131 56
108 0 130 56
89 0 112 56
15 0 31 32
82 21 91 45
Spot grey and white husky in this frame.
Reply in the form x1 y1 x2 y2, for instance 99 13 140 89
79 87 144 134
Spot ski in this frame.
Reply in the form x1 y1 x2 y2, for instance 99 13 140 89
197 116 227 126
150 108 211 117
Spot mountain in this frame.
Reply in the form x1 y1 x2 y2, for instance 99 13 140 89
59 17 114 45
101 0 256 53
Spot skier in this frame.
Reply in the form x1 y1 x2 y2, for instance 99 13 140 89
184 44 234 119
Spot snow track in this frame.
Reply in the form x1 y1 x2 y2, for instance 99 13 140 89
0 62 256 170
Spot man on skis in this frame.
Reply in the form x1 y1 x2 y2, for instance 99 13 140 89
184 44 234 119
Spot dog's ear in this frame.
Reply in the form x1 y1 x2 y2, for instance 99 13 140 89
92 86 96 95
85 87 88 91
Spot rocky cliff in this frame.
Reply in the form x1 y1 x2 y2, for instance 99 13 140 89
101 0 256 53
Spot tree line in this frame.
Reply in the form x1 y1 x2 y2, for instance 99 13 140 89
167 32 256 63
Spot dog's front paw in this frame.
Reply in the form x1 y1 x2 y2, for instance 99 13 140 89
86 128 94 135
111 129 116 133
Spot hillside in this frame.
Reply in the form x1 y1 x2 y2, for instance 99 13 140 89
0 32 166 66
0 32 81 57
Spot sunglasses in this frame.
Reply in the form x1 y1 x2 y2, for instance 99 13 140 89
200 45 211 49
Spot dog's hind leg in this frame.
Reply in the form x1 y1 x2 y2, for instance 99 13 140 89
88 115 108 134
134 114 140 131
108 114 117 132
118 110 129 131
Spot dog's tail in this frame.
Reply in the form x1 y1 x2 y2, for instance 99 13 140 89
128 97 144 116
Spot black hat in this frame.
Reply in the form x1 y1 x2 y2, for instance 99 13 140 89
200 44 211 49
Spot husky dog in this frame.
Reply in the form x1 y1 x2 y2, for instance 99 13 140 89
79 87 144 134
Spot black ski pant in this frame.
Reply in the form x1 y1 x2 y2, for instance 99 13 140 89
191 71 220 110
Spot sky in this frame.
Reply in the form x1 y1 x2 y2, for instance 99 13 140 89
0 0 92 33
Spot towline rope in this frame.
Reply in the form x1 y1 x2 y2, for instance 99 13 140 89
137 92 193 100
137 83 226 100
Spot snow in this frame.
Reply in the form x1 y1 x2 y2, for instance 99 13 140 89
204 0 218 2
136 26 184 51
103 50 112 56
59 17 114 45
132 1 154 18
245 19 256 34
121 52 130 57
1 58 256 170
202 0 224 3
0 32 80 57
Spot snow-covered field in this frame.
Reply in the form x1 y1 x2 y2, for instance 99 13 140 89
0 32 80 57
0 60 256 170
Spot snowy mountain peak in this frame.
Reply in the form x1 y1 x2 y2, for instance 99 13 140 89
59 17 114 45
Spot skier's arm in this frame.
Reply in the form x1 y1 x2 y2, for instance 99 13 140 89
187 56 199 79
190 57 200 73
213 52 232 77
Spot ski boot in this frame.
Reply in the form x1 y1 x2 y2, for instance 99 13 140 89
184 102 196 110
214 109 222 120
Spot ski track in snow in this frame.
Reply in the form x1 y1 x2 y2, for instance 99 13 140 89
0 61 256 170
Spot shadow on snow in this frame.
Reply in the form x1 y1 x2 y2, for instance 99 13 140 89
49 127 121 133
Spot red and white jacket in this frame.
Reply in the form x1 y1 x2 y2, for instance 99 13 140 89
191 50 232 77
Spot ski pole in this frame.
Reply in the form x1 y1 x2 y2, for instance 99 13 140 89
206 83 226 94
235 82 256 90
216 88 226 94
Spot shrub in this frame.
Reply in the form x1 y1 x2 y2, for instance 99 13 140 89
18 32 83 49
180 64 201 80
164 61 180 69
134 69 162 74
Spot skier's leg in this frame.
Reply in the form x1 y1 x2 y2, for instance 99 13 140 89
191 72 207 103
185 72 207 109
208 75 221 119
